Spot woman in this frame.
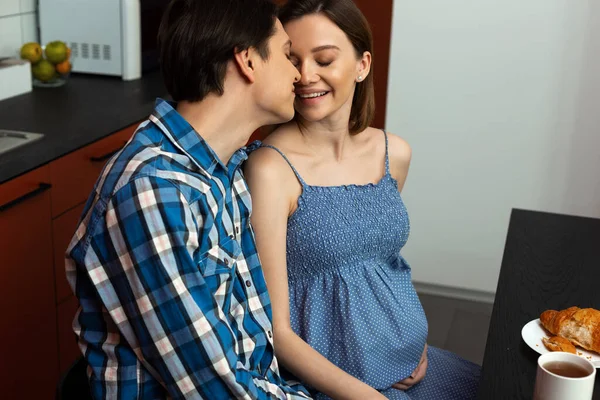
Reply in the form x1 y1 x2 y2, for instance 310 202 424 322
245 0 480 398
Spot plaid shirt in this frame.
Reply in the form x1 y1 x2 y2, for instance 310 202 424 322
66 99 311 400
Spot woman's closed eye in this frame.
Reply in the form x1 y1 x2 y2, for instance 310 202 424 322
316 59 333 67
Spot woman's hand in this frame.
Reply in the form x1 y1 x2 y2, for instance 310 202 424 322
392 344 428 391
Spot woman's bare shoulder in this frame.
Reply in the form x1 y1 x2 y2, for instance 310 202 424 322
245 146 289 182
359 127 411 164
385 131 412 167
245 124 301 186
359 127 412 188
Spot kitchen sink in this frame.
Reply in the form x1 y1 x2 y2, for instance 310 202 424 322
0 130 44 156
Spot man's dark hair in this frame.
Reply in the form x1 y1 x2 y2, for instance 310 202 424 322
158 0 278 102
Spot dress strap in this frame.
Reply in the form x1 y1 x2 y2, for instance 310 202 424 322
382 129 390 175
260 144 307 186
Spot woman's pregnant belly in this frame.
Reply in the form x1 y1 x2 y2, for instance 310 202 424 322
288 257 428 389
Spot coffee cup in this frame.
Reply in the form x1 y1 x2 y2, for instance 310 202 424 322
533 352 596 400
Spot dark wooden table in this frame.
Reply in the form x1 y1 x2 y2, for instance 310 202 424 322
477 209 600 399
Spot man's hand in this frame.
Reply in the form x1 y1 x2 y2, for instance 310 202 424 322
392 344 428 391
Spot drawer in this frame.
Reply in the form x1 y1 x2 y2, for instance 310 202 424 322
49 124 137 217
0 164 51 211
53 203 85 304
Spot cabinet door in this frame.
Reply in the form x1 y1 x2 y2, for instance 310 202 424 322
50 124 138 217
0 165 58 399
57 296 81 374
53 203 85 303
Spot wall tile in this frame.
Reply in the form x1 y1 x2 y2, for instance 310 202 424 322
20 12 38 44
0 15 23 58
20 0 36 14
0 0 20 18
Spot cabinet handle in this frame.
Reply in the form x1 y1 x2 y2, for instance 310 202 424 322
0 183 52 213
90 142 126 163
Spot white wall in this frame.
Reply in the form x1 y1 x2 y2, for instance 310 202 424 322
0 0 38 58
386 0 600 294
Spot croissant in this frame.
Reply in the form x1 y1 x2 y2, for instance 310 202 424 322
542 336 576 354
540 306 600 354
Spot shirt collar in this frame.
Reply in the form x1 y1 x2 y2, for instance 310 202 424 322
150 98 252 177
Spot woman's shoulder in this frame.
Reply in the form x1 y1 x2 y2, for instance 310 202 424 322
360 127 411 188
245 145 288 179
385 130 412 167
361 127 411 166
245 124 300 184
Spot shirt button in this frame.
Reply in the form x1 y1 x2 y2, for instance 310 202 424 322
224 259 229 266
229 234 234 239
235 226 240 234
245 280 252 287
268 330 272 338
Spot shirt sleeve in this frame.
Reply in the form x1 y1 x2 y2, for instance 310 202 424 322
88 176 311 400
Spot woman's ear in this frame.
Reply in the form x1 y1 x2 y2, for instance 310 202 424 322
356 51 372 82
233 47 259 83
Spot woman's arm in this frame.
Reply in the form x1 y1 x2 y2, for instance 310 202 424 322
386 133 429 390
245 148 386 400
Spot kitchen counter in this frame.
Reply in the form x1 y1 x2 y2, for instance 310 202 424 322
0 71 166 184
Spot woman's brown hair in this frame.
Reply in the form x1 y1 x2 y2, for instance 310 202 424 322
279 0 375 134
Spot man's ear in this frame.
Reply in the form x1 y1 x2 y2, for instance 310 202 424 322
233 47 258 83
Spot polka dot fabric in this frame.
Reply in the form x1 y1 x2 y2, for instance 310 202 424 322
260 131 480 399
378 347 481 400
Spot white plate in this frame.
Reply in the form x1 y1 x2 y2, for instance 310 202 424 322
521 318 600 367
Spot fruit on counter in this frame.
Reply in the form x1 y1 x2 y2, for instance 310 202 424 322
32 59 57 82
19 40 71 84
55 60 71 75
44 41 68 64
20 42 42 63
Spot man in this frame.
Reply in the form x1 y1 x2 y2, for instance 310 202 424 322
65 0 307 398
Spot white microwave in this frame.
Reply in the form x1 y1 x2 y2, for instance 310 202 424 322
39 0 151 81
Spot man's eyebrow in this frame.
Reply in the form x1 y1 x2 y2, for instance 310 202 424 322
312 45 340 52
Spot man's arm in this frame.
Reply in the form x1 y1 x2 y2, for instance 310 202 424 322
85 176 310 399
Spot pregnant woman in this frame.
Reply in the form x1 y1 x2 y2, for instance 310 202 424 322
245 0 481 398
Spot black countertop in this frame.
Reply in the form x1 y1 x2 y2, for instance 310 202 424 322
0 71 166 184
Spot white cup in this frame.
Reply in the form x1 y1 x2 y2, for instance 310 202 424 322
533 352 596 400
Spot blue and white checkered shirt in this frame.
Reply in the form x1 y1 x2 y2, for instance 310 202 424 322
66 99 311 400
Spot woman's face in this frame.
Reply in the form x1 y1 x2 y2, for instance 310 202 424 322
284 13 371 123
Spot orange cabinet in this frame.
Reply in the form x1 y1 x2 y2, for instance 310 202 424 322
53 203 85 304
0 165 58 399
0 122 140 396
